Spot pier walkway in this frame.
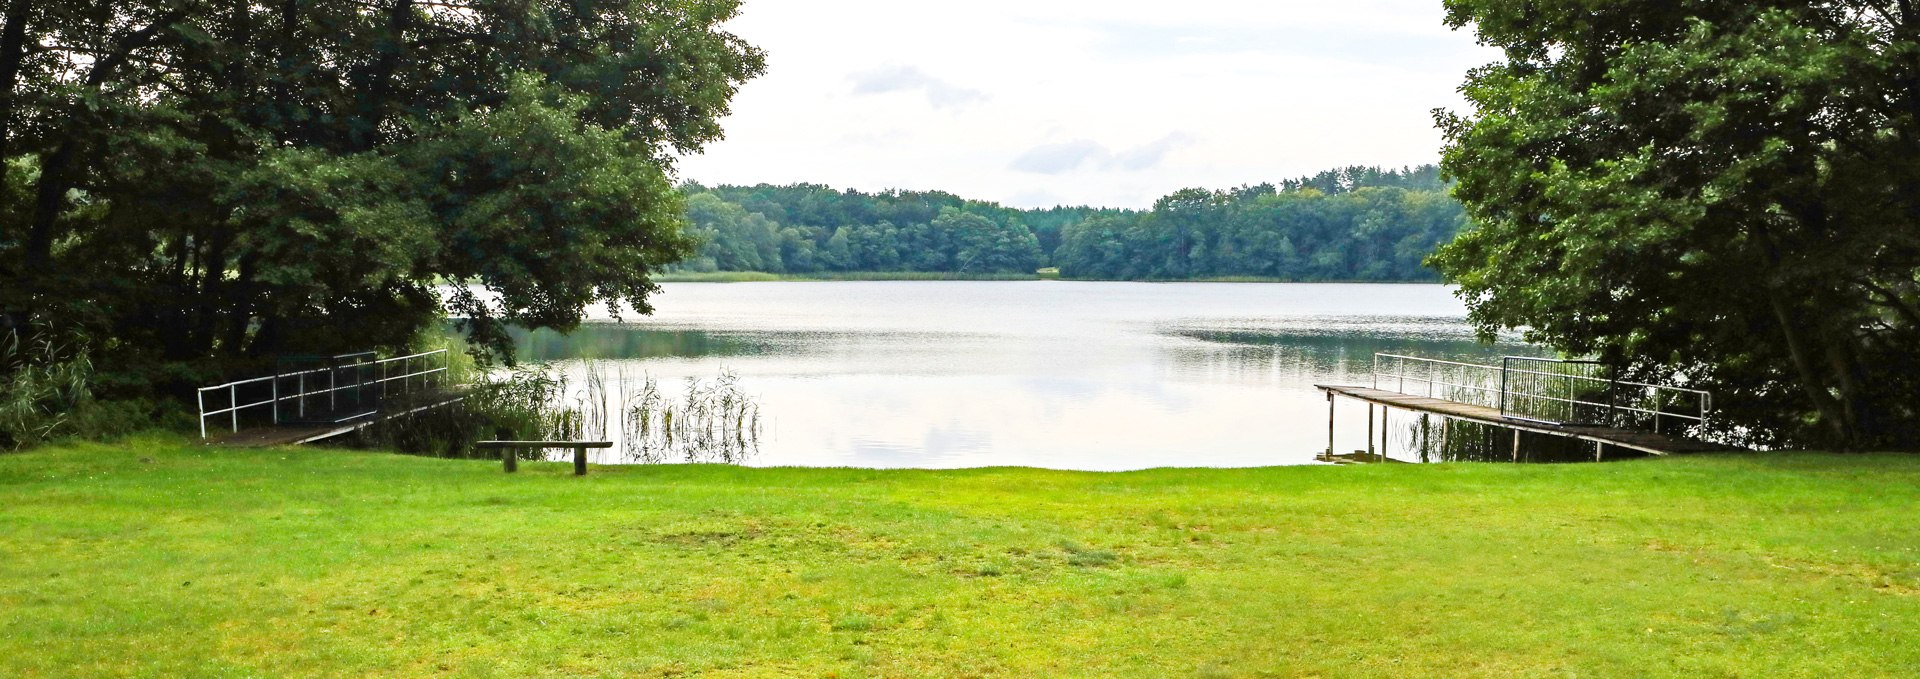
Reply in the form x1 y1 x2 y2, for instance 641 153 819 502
1317 354 1734 460
196 350 461 447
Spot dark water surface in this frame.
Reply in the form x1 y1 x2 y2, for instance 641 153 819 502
522 281 1536 470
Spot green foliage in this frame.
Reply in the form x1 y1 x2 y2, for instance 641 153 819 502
356 365 584 458
0 1 765 397
1433 1 1920 448
0 330 159 449
676 165 1463 281
677 184 1066 275
0 332 93 450
1057 175 1466 281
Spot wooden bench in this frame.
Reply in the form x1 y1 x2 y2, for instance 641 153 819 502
474 441 614 475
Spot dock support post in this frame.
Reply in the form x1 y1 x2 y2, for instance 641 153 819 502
502 447 518 473
1511 428 1521 463
1320 393 1336 462
1419 414 1430 463
574 446 588 476
1366 405 1375 457
1379 407 1388 463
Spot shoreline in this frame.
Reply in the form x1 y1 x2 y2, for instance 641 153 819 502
654 271 1448 284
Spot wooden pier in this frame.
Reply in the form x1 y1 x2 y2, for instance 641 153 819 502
204 392 468 448
1316 384 1733 459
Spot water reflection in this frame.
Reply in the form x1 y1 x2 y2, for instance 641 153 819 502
512 326 784 362
1156 320 1546 387
518 281 1536 470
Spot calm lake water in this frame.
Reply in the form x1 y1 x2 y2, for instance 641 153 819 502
519 281 1534 470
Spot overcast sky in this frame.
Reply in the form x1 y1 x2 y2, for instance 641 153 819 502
675 1 1499 210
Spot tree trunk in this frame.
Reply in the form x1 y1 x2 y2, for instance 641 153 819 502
1765 288 1853 447
18 11 186 315
0 0 31 161
188 233 233 360
222 253 260 356
22 139 75 265
1823 336 1866 444
353 0 412 152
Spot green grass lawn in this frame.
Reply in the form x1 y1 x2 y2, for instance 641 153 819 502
3 437 1918 677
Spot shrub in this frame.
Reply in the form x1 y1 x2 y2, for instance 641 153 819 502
0 331 160 450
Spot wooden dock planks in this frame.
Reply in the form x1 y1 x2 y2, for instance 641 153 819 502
1315 385 1735 456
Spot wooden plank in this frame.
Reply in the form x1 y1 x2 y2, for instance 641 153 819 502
1315 384 1738 456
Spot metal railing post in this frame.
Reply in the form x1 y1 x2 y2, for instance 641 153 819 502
230 384 239 432
299 372 306 417
197 390 206 439
1566 372 1576 424
272 376 279 425
1498 358 1510 418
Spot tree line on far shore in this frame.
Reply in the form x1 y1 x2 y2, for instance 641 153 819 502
675 165 1466 280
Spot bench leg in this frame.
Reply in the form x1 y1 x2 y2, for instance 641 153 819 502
502 447 517 473
574 446 587 476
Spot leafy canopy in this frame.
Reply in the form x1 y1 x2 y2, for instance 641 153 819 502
0 0 764 391
1433 0 1920 448
674 166 1464 283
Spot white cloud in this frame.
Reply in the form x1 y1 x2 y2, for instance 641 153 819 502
678 0 1500 209
1010 140 1108 174
1011 134 1196 175
1108 133 1195 172
850 66 987 110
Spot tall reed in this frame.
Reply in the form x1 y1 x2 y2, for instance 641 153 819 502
362 361 761 465
614 368 760 464
0 331 92 450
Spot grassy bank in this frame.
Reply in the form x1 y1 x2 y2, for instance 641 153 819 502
3 439 1918 677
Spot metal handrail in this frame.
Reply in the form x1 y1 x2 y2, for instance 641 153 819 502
1500 364 1711 398
1369 353 1714 434
196 349 450 438
1372 353 1505 408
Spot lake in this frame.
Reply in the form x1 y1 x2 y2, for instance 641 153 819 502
517 281 1535 470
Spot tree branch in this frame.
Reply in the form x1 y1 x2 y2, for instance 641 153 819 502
1858 278 1920 328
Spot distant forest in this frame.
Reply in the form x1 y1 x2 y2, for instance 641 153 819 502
676 165 1465 281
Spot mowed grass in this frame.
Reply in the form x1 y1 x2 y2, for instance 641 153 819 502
3 438 1918 677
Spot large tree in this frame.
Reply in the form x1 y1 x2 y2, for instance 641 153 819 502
0 0 763 391
1433 1 1920 448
